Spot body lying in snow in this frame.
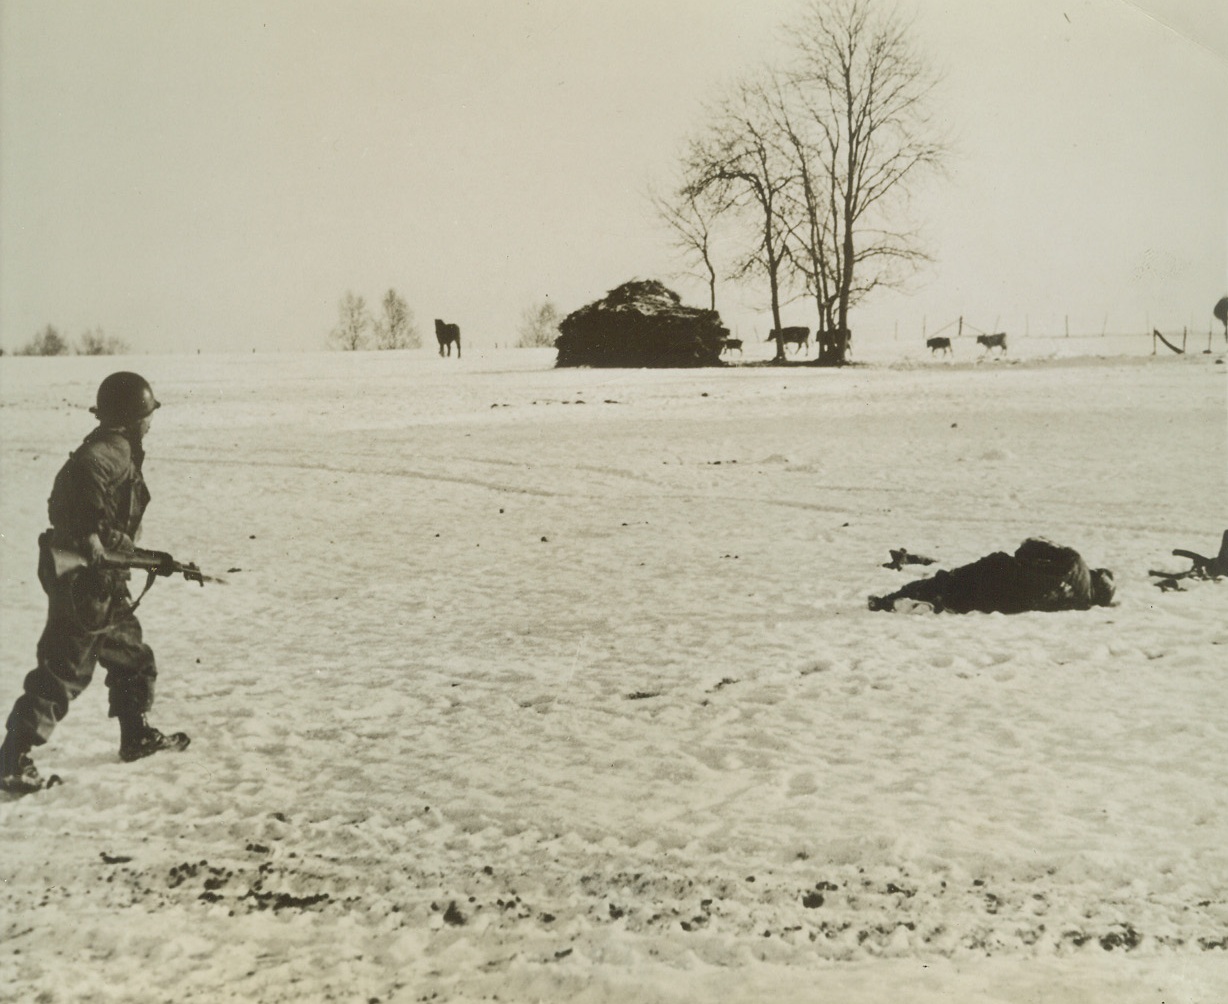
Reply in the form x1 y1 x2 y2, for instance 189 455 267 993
869 538 1115 614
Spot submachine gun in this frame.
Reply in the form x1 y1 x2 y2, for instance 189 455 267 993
46 540 226 587
39 537 225 629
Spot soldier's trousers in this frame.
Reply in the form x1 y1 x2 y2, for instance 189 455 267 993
880 552 1025 614
5 564 157 745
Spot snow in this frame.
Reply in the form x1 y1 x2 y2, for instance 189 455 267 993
1 342 1226 1003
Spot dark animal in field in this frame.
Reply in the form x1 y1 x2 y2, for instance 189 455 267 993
926 336 952 356
434 319 461 358
720 337 743 356
768 326 810 353
976 332 1007 355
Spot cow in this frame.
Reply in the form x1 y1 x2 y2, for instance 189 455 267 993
976 332 1007 355
720 337 743 356
768 326 810 353
434 319 461 358
926 336 952 356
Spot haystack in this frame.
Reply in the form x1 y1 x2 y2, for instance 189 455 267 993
555 279 728 368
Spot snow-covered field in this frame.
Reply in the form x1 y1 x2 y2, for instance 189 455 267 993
1 343 1226 1003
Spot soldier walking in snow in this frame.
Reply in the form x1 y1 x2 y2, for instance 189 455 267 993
1 372 190 795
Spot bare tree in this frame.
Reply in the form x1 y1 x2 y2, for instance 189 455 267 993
329 291 371 351
374 288 419 350
686 74 798 361
766 78 840 339
17 324 71 356
786 0 945 360
516 300 562 348
78 326 130 355
663 0 943 365
649 178 724 312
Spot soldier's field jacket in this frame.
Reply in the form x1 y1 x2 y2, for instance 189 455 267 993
46 427 150 556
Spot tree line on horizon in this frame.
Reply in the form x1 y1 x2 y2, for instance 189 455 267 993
651 0 946 364
4 324 130 357
328 289 422 351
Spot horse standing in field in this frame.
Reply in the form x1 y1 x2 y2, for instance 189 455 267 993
720 337 743 356
435 319 461 358
926 336 952 356
768 326 810 354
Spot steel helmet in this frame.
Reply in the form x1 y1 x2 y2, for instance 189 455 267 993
91 372 161 425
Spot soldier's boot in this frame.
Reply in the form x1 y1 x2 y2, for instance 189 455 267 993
0 729 60 794
118 714 190 763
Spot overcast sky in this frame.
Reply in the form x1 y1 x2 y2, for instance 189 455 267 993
1 0 1224 354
